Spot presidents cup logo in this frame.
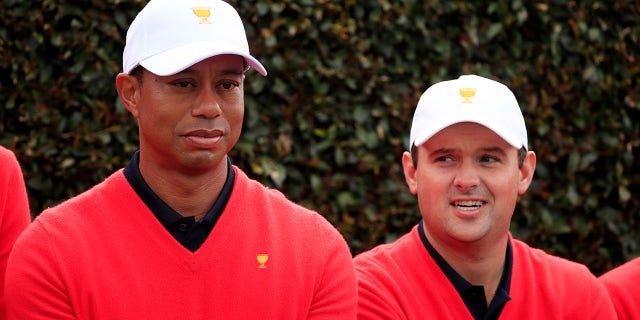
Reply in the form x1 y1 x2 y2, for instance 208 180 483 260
459 87 476 104
192 7 212 24
257 254 269 269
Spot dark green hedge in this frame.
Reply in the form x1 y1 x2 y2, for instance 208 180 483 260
1 0 638 275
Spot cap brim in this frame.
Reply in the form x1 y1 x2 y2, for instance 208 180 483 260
412 116 525 151
139 41 267 76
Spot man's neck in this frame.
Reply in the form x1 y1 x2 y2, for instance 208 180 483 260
424 225 509 304
139 157 228 220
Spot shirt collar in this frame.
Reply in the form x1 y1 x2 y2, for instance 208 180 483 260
123 151 235 228
418 220 512 319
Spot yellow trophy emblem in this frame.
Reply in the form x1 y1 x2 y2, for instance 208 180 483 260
257 254 269 268
459 87 476 104
192 7 212 24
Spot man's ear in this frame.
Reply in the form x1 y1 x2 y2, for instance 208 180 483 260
115 73 141 118
518 150 537 195
402 150 419 195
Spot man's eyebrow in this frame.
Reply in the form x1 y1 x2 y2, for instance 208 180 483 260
174 67 244 76
480 146 508 155
482 147 506 153
428 148 457 156
219 69 245 76
428 146 507 156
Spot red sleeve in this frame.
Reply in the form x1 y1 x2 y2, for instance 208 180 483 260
587 272 619 319
355 259 408 320
5 219 78 320
599 258 640 320
306 217 357 319
0 147 31 319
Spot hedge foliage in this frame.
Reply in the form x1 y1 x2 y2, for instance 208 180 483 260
1 0 638 275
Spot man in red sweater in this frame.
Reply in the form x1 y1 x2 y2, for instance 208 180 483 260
353 75 616 319
0 146 30 320
5 0 356 319
599 257 640 320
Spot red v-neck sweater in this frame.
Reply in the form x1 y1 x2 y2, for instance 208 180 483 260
599 257 640 320
354 225 616 319
6 167 356 319
0 146 30 319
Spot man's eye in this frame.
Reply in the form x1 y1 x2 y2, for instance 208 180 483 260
217 81 238 90
173 81 194 88
480 155 499 163
435 155 454 162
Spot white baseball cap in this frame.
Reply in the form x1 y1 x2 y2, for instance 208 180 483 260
410 74 527 150
122 0 267 76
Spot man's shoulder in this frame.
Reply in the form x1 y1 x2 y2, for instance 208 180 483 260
354 226 421 268
232 165 345 239
232 165 323 216
33 170 128 228
600 257 640 285
511 237 596 277
508 238 617 318
0 145 18 165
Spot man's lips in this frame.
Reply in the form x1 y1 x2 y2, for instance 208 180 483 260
452 200 486 211
186 129 221 138
183 129 223 147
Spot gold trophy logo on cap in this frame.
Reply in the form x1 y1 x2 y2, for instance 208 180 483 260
459 88 476 104
192 7 212 24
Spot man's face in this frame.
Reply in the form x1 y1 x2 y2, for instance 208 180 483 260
122 54 246 175
402 122 535 248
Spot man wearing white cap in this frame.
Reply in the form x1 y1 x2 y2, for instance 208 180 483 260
353 75 616 319
5 0 356 319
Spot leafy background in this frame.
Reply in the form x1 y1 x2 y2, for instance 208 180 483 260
1 0 638 275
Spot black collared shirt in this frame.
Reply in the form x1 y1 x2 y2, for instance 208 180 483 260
418 221 512 320
123 151 235 252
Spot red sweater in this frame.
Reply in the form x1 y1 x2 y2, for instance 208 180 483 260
0 146 30 320
6 167 356 319
599 257 640 320
354 225 616 319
